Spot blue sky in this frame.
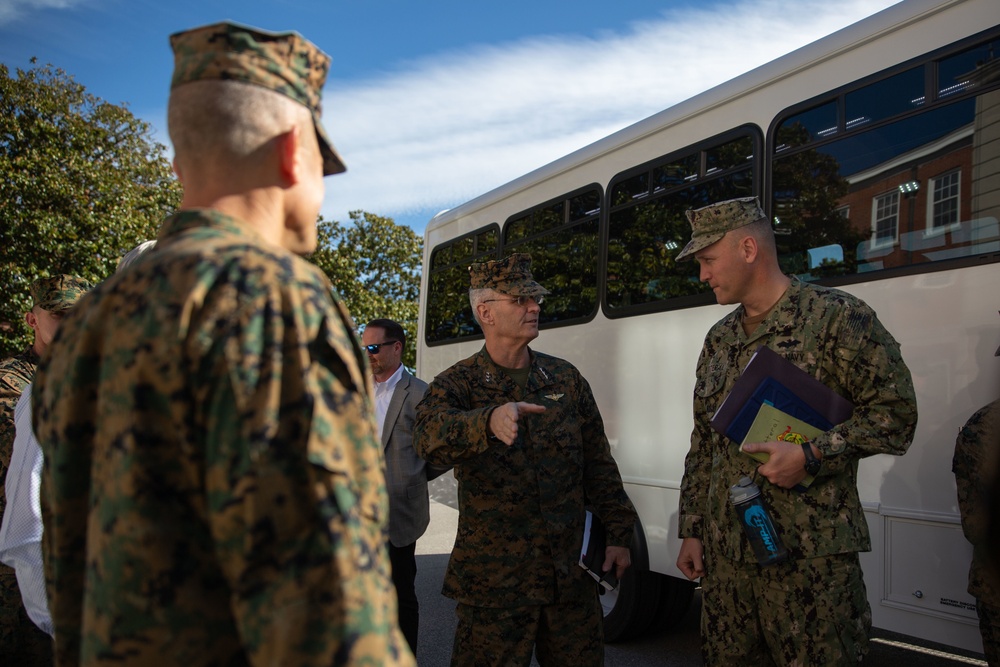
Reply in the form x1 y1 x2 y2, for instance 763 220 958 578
0 0 899 234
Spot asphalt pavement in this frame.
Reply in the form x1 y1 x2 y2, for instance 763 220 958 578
414 486 988 666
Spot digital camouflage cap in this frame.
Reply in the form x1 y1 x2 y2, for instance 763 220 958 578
675 196 768 261
469 253 551 297
30 275 93 312
169 20 346 175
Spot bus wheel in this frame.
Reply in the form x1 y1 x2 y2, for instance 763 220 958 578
601 520 662 642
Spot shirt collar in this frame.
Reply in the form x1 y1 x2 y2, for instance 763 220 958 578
374 363 404 394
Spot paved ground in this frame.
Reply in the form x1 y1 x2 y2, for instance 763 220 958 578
415 484 988 666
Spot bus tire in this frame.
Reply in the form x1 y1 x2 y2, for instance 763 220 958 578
653 573 696 630
600 519 662 643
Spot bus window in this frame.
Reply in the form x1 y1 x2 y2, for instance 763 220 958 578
424 225 500 344
605 129 760 314
845 66 925 128
775 100 837 149
771 33 1000 281
502 185 603 327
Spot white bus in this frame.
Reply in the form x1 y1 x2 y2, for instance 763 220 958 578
416 0 1000 652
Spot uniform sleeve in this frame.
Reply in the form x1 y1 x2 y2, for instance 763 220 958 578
577 374 636 548
678 345 714 540
193 276 410 666
953 403 998 548
413 370 498 466
810 308 917 474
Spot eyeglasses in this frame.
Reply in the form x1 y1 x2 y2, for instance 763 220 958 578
482 295 544 307
364 341 399 354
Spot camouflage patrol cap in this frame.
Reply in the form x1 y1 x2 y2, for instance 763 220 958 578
469 253 551 297
169 21 346 175
30 275 93 312
675 196 768 261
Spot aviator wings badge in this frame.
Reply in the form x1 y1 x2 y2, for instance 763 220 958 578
545 393 564 401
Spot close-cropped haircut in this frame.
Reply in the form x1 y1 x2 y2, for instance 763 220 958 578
168 79 310 167
469 288 495 327
365 318 406 349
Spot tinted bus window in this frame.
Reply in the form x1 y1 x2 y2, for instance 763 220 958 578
605 130 759 314
503 185 602 327
771 33 1000 281
424 226 499 344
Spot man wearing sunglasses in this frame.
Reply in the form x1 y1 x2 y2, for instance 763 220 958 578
413 253 636 666
361 318 448 657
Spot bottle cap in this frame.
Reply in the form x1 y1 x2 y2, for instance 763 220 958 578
729 476 760 504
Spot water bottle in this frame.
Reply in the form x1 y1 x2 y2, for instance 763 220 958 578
730 476 788 565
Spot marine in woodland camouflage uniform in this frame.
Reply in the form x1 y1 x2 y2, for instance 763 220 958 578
0 274 90 663
954 393 1000 666
32 22 412 667
675 197 917 666
414 253 637 667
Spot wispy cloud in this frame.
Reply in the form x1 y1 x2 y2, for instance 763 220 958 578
0 0 88 25
322 0 898 231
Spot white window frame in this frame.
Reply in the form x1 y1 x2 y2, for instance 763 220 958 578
926 169 961 236
870 190 899 250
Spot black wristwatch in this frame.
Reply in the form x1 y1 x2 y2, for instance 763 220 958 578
801 442 821 475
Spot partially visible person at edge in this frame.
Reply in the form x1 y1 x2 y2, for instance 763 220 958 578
953 330 1000 667
413 252 637 667
361 318 450 656
674 196 917 666
0 274 91 663
31 21 413 667
0 244 154 643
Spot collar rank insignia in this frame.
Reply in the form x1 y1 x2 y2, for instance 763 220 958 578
546 393 564 401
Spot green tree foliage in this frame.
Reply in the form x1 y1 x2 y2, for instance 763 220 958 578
1 60 181 358
311 210 423 368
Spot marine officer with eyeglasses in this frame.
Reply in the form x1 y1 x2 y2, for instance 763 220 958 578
413 253 637 667
361 318 449 658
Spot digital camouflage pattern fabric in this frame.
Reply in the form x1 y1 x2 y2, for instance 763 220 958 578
452 596 604 667
0 345 52 662
414 346 636 609
679 277 917 560
679 277 917 664
675 196 768 261
29 274 94 312
33 209 413 667
953 398 1000 666
468 252 550 297
170 21 346 175
702 552 871 665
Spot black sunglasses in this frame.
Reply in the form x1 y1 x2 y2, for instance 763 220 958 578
365 341 399 354
482 295 544 307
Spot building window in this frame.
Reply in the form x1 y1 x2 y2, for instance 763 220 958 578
929 170 960 233
871 191 899 249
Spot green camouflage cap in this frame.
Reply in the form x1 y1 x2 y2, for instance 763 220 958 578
469 253 550 297
675 196 767 261
169 21 346 175
30 275 93 312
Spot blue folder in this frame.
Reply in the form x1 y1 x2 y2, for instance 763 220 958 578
710 346 854 444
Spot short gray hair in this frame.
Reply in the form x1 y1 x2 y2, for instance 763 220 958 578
117 240 157 272
469 288 495 326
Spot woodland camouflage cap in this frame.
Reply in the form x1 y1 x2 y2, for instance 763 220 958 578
30 275 93 312
169 21 346 175
469 253 550 297
675 196 768 261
